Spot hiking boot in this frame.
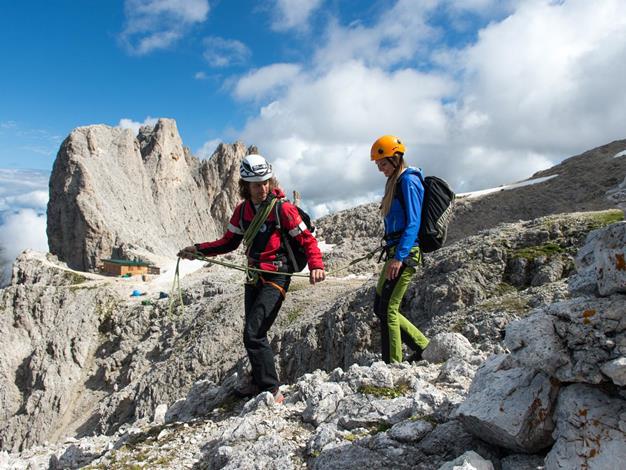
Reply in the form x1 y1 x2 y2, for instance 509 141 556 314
272 388 285 405
233 381 260 398
407 349 424 363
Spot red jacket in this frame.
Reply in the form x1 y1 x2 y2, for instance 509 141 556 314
195 188 324 272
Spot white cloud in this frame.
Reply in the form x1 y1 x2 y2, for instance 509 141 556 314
196 139 223 159
0 169 49 206
203 36 251 68
234 63 302 101
118 116 159 135
307 192 381 219
313 0 437 68
271 0 324 32
455 0 626 154
194 71 208 80
120 0 210 54
241 60 455 207
233 0 626 214
0 209 48 285
1 191 48 212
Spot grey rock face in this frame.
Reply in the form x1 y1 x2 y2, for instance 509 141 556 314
600 357 626 386
10 250 87 287
47 119 247 271
500 453 545 470
594 222 626 296
606 175 626 215
0 278 118 452
457 355 558 453
504 311 570 377
507 296 625 384
423 332 477 364
545 384 626 470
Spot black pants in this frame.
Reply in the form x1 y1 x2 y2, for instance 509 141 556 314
243 272 290 392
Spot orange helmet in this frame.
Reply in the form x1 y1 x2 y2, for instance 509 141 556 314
370 135 405 161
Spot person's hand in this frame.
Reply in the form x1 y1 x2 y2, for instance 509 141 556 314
309 268 326 285
177 245 198 260
386 259 403 280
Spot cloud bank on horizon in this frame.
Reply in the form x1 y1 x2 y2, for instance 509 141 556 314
0 169 49 284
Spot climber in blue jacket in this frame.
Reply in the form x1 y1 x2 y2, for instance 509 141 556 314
370 135 430 363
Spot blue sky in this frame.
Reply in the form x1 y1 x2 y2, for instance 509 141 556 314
1 0 626 275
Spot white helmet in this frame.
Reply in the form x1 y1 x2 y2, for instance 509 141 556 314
240 154 273 182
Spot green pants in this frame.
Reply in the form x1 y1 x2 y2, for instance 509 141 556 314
374 246 429 363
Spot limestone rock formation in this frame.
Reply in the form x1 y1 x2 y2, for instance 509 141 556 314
458 221 626 468
47 118 250 271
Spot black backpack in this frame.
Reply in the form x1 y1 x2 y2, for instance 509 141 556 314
396 173 455 253
275 201 315 272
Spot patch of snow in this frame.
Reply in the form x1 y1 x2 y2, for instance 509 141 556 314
613 150 626 159
149 259 206 290
317 241 335 253
458 175 558 200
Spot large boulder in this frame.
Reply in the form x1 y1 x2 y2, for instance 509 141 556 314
457 355 558 453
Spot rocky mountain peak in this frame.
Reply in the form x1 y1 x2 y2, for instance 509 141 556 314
47 118 249 272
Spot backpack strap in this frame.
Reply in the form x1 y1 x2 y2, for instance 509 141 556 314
274 200 299 271
395 170 425 212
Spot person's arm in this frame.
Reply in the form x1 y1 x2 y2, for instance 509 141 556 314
178 203 244 259
279 202 325 284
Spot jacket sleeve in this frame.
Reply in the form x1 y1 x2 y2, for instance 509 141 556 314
395 175 424 261
279 202 324 270
195 203 244 256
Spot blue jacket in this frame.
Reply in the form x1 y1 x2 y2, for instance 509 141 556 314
384 167 424 261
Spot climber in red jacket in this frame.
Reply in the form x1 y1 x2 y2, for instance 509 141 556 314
178 154 325 404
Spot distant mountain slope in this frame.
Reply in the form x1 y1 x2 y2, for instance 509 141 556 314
448 139 626 244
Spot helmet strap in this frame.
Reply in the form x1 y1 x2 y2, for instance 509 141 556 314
386 157 398 169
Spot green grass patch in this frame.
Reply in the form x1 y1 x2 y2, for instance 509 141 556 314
494 282 518 296
584 209 624 230
450 317 468 334
285 308 303 324
357 383 411 399
511 242 564 260
369 422 392 434
65 271 88 285
288 280 309 292
153 455 175 466
218 395 240 413
410 414 438 425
